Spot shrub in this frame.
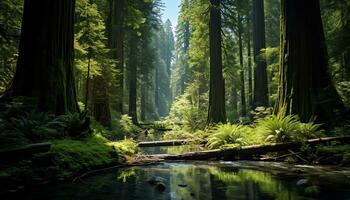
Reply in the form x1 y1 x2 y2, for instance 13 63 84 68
0 111 92 149
118 115 139 138
256 115 323 143
207 124 251 149
165 81 208 132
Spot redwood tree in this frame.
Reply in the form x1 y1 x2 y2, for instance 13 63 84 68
107 0 124 113
207 0 227 124
128 32 138 124
252 0 269 107
5 0 78 114
275 0 346 123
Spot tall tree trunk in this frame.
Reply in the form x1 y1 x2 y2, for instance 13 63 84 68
252 0 269 108
207 0 227 124
247 16 253 110
107 0 124 113
180 20 190 95
5 0 78 114
91 75 112 127
231 86 239 121
155 67 159 117
140 81 146 122
128 33 138 124
275 0 346 124
238 13 247 117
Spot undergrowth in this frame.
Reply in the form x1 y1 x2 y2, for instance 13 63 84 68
163 114 325 150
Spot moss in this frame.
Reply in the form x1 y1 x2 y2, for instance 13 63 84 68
0 134 137 193
50 137 119 178
316 144 350 166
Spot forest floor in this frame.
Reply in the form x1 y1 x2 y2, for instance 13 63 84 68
0 134 138 194
2 116 350 195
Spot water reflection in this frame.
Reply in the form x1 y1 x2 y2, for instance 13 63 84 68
139 144 203 155
8 162 350 200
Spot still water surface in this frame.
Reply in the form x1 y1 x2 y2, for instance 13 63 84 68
9 161 350 200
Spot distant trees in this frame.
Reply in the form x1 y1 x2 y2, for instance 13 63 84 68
275 0 346 123
1 0 349 128
75 0 113 127
0 0 23 92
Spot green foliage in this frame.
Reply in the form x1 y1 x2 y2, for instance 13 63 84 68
118 115 140 138
0 133 137 187
0 111 60 148
256 115 324 143
0 0 23 92
207 124 250 149
250 107 273 120
256 115 300 143
166 81 208 132
51 137 117 178
316 144 350 166
203 115 324 149
0 110 92 149
74 0 116 106
111 139 138 158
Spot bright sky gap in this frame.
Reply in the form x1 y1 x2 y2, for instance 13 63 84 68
161 0 181 31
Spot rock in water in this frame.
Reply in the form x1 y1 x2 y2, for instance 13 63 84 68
296 179 309 186
156 182 166 192
305 185 320 196
147 176 166 185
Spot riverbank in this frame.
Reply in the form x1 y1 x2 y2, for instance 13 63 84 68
0 135 137 194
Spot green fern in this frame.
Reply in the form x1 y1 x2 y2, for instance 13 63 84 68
207 124 250 149
256 115 323 143
256 115 299 143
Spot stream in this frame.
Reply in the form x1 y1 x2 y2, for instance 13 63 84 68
6 161 350 200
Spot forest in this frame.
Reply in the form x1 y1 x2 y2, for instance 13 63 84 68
1 0 350 199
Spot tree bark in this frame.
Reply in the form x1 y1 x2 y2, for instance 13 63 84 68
208 0 227 124
231 86 239 121
275 0 346 124
107 0 124 113
5 0 78 114
128 33 138 124
155 136 350 161
252 0 269 108
238 13 247 117
247 17 253 109
91 76 112 127
140 81 146 122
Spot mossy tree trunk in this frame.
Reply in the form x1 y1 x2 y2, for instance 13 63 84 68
231 86 239 122
275 0 346 123
155 68 159 115
140 81 146 122
207 0 227 124
91 75 111 128
180 20 191 95
252 0 269 108
238 13 247 117
128 33 138 124
5 0 78 114
247 16 253 110
107 0 124 113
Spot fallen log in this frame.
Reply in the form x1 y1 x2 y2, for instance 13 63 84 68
0 143 51 160
138 140 193 147
154 136 350 161
156 128 173 132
